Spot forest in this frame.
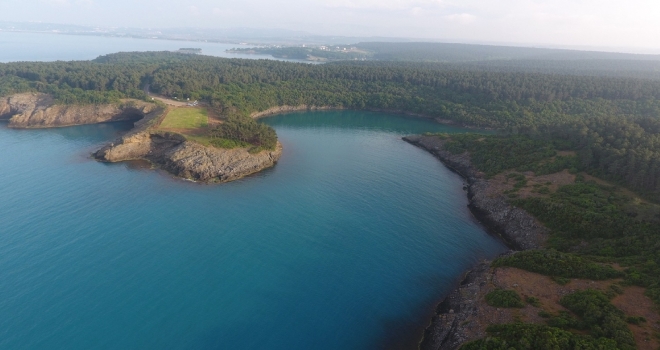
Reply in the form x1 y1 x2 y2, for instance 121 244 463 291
1 51 660 197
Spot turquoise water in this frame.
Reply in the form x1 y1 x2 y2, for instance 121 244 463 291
0 111 506 349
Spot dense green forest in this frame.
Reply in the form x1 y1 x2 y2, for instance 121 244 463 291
1 51 660 194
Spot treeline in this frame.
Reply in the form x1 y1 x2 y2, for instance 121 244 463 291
541 116 660 200
209 116 278 151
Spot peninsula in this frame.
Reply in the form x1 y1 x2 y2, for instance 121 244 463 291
0 92 281 182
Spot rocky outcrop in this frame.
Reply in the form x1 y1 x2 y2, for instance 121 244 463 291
419 262 492 350
403 135 547 251
94 130 282 183
159 141 283 182
1 93 157 128
403 135 548 350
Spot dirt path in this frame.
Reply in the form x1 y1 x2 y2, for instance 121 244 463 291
143 84 188 107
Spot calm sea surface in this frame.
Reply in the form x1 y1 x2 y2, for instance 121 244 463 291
0 34 506 349
0 31 303 62
0 111 505 349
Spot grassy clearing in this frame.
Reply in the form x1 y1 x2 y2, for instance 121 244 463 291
159 107 208 129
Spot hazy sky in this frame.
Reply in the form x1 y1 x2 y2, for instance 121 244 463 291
2 0 660 51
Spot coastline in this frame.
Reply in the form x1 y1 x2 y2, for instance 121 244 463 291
402 135 547 350
250 105 492 130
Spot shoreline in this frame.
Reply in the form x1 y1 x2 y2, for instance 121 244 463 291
402 135 547 350
251 105 493 130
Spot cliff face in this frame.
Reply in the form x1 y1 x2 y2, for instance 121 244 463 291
403 135 547 251
1 93 157 128
419 262 492 350
403 135 548 350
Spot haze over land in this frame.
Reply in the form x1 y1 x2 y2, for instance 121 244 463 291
1 0 659 54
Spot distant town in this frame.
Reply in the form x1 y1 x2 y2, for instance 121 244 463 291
227 45 369 62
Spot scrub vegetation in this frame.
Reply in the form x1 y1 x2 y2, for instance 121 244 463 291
428 132 660 349
485 289 525 308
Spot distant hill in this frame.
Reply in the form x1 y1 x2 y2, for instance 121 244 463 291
354 42 660 62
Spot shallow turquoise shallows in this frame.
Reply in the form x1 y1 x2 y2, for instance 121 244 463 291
0 111 506 350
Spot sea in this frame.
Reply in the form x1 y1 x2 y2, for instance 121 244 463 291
0 32 506 349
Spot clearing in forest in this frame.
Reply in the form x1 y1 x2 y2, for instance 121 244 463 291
159 107 209 130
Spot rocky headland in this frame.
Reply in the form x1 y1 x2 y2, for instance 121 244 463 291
0 93 158 128
94 129 282 183
403 135 548 350
2 93 282 182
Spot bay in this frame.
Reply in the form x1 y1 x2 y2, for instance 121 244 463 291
0 111 506 349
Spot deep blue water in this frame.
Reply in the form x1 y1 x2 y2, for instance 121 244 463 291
0 111 506 349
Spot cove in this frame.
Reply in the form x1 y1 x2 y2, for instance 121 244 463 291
0 110 506 349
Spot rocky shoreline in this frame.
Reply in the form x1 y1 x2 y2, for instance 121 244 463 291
94 129 282 183
2 93 282 183
0 93 158 128
402 135 547 350
251 105 342 118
